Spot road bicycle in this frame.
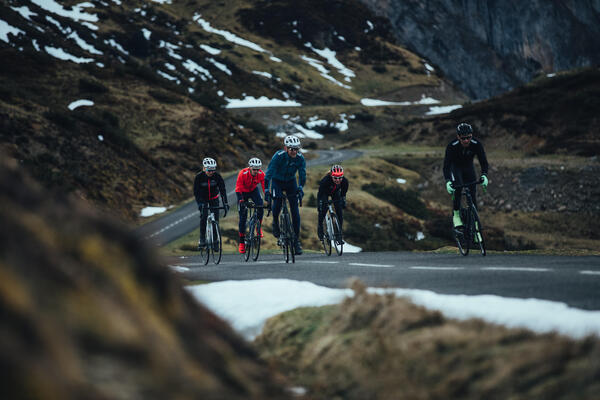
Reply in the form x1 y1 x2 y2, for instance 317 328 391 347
277 193 297 263
241 200 269 262
452 179 486 256
198 205 227 265
321 199 344 256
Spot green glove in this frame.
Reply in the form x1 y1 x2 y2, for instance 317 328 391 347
481 175 488 188
446 181 455 194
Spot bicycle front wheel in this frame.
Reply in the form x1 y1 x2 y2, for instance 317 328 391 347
331 213 343 256
454 209 469 256
201 222 211 265
244 219 252 262
210 221 222 264
471 207 486 256
251 219 261 261
286 214 296 264
321 216 332 256
280 215 290 263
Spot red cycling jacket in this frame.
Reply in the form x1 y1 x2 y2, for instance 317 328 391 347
235 167 266 193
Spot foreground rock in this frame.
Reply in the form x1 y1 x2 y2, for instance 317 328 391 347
256 281 600 400
0 156 290 400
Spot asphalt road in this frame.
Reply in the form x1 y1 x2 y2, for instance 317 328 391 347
134 149 362 246
168 251 600 310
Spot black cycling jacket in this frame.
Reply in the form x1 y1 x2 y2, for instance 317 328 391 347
193 171 227 205
443 137 489 182
317 174 349 200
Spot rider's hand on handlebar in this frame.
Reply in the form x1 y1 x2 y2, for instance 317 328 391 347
223 203 229 217
446 181 455 195
341 196 347 209
264 190 271 203
197 202 205 211
481 175 488 192
297 186 304 200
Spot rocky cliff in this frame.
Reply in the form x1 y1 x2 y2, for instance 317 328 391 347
360 0 600 99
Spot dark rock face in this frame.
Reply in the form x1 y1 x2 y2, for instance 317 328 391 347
360 0 600 99
0 156 290 400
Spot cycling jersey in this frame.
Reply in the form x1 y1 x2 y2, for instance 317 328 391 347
317 174 349 199
235 167 266 193
443 137 489 182
265 150 306 190
193 171 227 204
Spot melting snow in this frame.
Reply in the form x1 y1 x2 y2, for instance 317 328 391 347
45 46 94 63
0 19 25 43
68 99 94 110
425 105 462 115
225 96 301 108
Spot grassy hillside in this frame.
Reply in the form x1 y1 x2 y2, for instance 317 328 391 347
0 0 459 222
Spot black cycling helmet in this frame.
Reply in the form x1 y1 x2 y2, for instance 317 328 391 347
456 122 473 136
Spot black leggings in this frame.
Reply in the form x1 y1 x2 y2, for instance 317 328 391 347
318 192 344 230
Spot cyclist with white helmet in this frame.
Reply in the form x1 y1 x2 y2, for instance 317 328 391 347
264 135 306 255
443 122 489 228
317 165 349 240
194 157 229 248
235 157 267 254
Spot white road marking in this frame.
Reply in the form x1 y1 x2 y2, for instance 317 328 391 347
410 266 464 270
349 262 395 268
482 267 550 272
147 210 199 238
580 270 600 275
169 265 190 272
305 261 340 264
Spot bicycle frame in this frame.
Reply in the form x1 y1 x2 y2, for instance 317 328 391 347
451 179 486 256
277 193 297 263
199 204 226 264
322 199 343 256
242 200 268 262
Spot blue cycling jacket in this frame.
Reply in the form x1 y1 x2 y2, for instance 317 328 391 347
265 150 306 190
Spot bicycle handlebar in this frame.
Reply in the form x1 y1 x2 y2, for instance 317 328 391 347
451 178 484 189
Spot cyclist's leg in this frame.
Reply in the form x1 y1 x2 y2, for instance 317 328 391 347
465 165 477 209
450 166 464 227
284 182 302 254
317 196 327 239
332 192 343 230
249 188 264 237
236 192 248 233
199 206 208 245
271 180 283 237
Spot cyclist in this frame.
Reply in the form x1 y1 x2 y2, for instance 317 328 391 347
235 157 267 254
264 135 306 255
443 122 489 228
317 165 348 241
193 157 229 249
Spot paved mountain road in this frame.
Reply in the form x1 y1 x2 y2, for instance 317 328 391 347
169 251 600 310
134 149 362 246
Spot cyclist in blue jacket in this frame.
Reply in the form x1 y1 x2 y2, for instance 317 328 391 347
265 135 306 255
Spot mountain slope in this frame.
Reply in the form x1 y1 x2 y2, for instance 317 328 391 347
360 0 600 99
0 0 460 221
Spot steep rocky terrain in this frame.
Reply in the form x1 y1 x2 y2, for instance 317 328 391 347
0 0 456 222
0 155 292 399
360 0 600 99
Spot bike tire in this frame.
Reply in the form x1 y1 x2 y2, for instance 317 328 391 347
211 221 222 264
471 207 486 256
251 219 261 261
455 208 469 256
201 222 211 265
285 214 295 263
280 214 289 263
244 219 252 262
321 216 332 256
331 213 343 256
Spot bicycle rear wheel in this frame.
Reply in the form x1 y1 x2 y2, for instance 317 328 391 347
331 213 343 256
280 214 289 263
210 221 222 264
251 219 261 261
471 207 486 256
321 216 332 256
285 214 295 264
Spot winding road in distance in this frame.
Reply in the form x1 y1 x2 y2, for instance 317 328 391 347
134 149 362 246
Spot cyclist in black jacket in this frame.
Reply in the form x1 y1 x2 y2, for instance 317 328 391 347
193 157 229 248
443 123 489 228
317 165 349 240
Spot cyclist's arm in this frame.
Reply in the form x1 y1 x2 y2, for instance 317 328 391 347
298 155 307 187
341 178 349 196
264 153 279 192
216 174 228 205
193 174 204 205
442 144 454 181
476 142 489 177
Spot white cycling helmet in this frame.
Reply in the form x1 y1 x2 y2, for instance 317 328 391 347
202 157 217 170
248 157 262 168
284 135 301 148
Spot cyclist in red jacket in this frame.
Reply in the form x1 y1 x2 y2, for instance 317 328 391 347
235 157 267 253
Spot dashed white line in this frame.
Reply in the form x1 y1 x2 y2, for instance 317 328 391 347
482 267 550 272
410 266 464 270
305 261 340 264
349 263 395 268
580 270 600 276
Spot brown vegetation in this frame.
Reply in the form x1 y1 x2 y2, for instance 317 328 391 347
256 280 600 400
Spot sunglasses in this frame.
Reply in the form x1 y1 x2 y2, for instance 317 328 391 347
288 147 299 151
332 176 343 180
459 135 472 141
251 168 260 172
206 169 216 172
